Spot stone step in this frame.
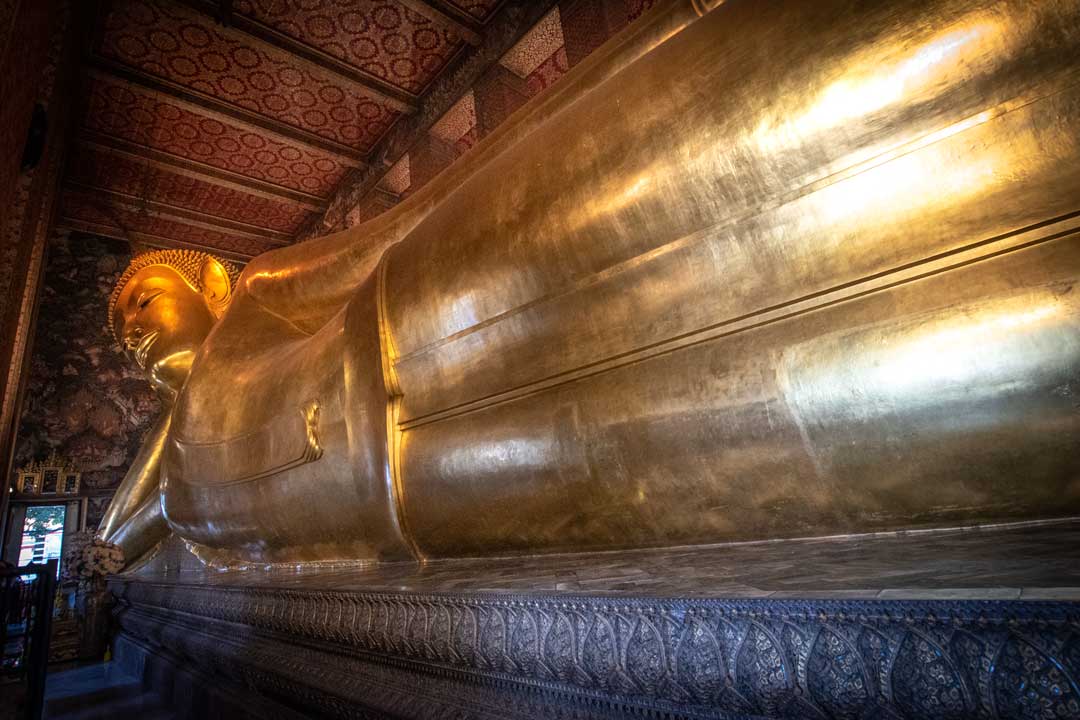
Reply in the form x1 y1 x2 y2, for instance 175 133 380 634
43 662 173 720
47 692 174 720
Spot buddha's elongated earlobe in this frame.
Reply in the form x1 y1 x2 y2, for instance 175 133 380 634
200 256 233 318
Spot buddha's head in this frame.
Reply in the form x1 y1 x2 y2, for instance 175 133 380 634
109 249 240 395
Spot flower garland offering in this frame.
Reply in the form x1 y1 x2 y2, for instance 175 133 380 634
62 531 124 583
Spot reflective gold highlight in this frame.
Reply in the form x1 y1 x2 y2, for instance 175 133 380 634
100 0 1080 567
107 249 240 345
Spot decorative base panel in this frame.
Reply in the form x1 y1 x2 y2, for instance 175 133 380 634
112 578 1080 719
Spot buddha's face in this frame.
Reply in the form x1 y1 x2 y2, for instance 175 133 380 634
113 265 217 394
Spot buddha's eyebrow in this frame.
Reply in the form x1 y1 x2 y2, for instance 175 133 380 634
131 285 164 307
124 289 144 312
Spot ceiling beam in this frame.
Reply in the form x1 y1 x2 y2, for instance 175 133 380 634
78 130 327 212
176 0 419 114
64 181 293 245
87 60 365 165
296 0 558 240
398 0 484 46
373 187 403 205
57 217 256 262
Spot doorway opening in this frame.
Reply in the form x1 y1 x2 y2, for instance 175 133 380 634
16 504 67 576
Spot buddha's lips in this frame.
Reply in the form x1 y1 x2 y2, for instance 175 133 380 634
134 330 159 369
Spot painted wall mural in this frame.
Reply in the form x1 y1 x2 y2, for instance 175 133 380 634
14 232 160 526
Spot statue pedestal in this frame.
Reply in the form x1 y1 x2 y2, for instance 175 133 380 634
109 521 1080 719
76 583 113 662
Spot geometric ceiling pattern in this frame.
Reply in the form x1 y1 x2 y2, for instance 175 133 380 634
98 1 402 149
58 0 501 261
232 0 465 94
81 74 352 196
320 0 664 236
58 0 659 261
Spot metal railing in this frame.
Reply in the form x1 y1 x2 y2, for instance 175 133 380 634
1 559 57 720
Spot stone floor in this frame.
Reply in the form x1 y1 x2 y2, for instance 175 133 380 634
43 663 173 720
131 516 1080 600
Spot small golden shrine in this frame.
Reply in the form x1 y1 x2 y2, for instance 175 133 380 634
12 452 81 496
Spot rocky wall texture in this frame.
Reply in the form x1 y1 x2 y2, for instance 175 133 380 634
14 232 160 526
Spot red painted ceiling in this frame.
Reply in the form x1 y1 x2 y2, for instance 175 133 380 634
232 0 463 94
81 73 353 196
59 0 499 261
58 0 660 261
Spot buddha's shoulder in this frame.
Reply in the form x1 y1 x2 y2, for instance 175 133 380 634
173 305 346 443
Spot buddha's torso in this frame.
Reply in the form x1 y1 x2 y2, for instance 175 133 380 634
178 305 340 436
160 290 400 561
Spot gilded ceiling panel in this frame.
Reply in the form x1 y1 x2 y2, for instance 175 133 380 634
232 0 464 93
60 190 282 258
66 144 310 233
82 75 349 196
56 0 629 258
98 0 400 149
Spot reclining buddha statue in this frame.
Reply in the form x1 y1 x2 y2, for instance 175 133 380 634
99 0 1080 568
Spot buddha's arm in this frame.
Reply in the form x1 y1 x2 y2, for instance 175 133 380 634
98 411 171 543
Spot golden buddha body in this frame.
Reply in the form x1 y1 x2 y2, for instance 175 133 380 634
101 0 1080 567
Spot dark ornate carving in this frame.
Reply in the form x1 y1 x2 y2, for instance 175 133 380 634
112 578 1080 719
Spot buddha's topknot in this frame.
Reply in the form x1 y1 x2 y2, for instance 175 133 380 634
107 249 240 345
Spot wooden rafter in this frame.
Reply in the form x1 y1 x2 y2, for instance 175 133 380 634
399 0 484 46
296 0 558 240
57 217 256 262
78 130 328 211
87 60 366 164
64 181 293 245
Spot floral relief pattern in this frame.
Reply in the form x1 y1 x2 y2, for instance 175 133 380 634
83 76 349 197
99 0 399 149
116 580 1080 720
526 46 570 96
233 0 463 94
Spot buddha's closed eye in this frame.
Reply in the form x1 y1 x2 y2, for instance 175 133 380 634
137 289 165 309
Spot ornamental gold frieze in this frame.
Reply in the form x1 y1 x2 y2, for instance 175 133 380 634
113 579 1080 719
12 452 81 495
